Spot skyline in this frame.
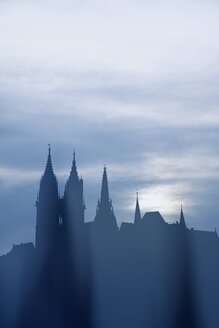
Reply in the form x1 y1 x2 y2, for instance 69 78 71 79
1 0 219 252
0 145 218 255
1 142 218 328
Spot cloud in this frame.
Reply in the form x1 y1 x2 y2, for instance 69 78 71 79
0 0 219 252
0 167 41 190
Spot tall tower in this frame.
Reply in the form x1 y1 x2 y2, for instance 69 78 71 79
35 146 59 255
134 192 141 224
63 152 85 233
94 166 118 231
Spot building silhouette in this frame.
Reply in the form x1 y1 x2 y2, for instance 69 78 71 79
93 166 118 232
0 147 219 328
35 145 59 258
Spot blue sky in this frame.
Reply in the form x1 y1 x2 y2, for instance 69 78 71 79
1 0 219 253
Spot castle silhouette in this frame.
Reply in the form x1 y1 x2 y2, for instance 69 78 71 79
0 147 219 328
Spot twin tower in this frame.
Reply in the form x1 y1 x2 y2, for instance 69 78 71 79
35 147 118 255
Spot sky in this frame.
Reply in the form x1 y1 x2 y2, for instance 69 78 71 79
1 0 219 253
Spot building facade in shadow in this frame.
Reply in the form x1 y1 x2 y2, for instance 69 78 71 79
0 148 219 328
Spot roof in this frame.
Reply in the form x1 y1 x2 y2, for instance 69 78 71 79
141 211 167 227
9 242 35 255
120 222 134 233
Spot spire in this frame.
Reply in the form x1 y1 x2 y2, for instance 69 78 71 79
94 166 118 231
39 144 58 201
180 205 186 228
100 166 110 205
69 150 79 180
44 144 54 177
73 150 76 167
134 191 141 224
36 146 59 252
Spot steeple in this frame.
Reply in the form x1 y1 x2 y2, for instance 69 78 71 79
134 192 141 224
35 145 59 253
69 150 79 181
94 166 118 231
43 144 55 178
180 205 186 228
39 145 58 197
64 151 80 195
100 166 110 207
63 151 85 228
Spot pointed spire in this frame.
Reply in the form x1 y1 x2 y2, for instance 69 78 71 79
38 144 58 202
94 166 118 230
134 191 141 224
180 205 186 228
73 149 76 167
100 165 110 205
44 144 54 177
69 149 78 180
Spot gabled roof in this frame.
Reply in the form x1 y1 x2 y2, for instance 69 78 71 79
120 222 134 233
141 211 167 228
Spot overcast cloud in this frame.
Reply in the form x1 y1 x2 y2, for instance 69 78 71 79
0 0 219 253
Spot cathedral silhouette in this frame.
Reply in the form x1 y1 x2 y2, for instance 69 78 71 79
0 147 219 328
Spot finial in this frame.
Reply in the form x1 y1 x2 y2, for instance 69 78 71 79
48 143 51 156
136 189 139 198
70 148 78 175
103 164 107 172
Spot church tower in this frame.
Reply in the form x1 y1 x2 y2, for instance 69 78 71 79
94 166 118 232
63 152 85 233
35 146 59 255
134 192 141 224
